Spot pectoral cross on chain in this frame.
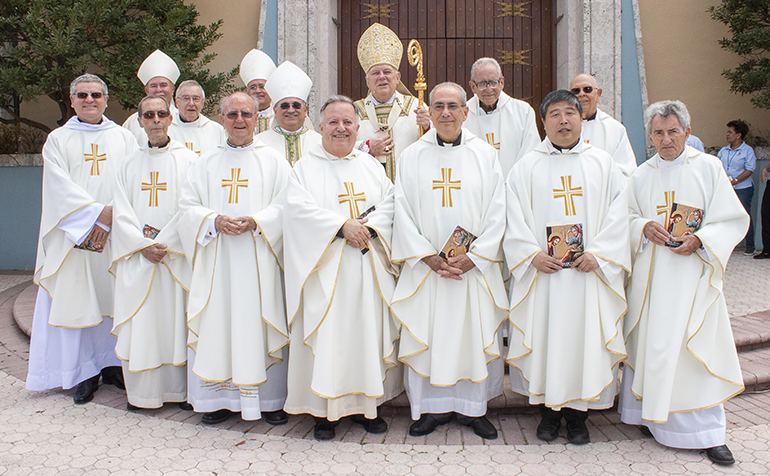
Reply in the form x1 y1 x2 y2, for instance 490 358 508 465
485 133 500 150
553 175 582 216
141 171 167 207
185 142 201 156
433 168 461 207
84 144 107 176
338 182 367 219
657 191 675 226
222 168 248 204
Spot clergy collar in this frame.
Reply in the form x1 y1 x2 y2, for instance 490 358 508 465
371 94 396 106
78 117 103 125
545 137 582 155
148 136 171 149
178 115 200 125
658 148 687 169
437 132 462 147
585 111 597 122
64 115 117 131
226 139 254 150
478 99 499 114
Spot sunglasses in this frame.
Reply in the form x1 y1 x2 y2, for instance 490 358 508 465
279 101 303 110
570 86 594 95
75 92 104 99
224 110 254 120
141 110 171 119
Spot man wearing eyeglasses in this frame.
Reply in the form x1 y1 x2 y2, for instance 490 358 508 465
391 82 508 440
176 92 290 427
240 49 277 134
568 74 637 178
26 74 137 405
465 57 540 177
256 61 321 166
111 95 196 411
168 80 225 156
123 50 181 145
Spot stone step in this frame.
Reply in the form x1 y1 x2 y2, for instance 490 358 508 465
732 311 770 352
740 346 770 392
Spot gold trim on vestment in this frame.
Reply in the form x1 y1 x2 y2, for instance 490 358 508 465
110 262 157 339
469 250 503 264
392 252 436 264
34 200 98 282
508 249 539 274
253 214 284 273
638 387 745 423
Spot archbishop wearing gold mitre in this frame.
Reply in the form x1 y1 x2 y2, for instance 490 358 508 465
355 22 430 181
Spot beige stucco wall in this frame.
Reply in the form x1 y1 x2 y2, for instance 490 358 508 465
639 0 770 148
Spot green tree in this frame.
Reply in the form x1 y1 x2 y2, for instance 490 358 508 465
711 0 770 109
0 0 238 134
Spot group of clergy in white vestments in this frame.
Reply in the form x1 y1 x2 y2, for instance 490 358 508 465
26 23 748 465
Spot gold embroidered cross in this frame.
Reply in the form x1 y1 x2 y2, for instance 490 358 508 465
222 168 248 204
84 144 107 176
141 171 167 207
433 168 461 207
657 191 675 226
553 175 582 216
185 142 201 156
338 182 367 219
485 133 500 150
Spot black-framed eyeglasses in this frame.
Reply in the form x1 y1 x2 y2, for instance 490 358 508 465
224 110 254 120
75 92 104 99
570 86 594 95
473 79 501 89
279 101 303 110
141 110 171 119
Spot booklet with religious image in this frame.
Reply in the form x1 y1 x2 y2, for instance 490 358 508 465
143 224 161 240
546 223 584 268
73 235 106 253
667 203 704 237
358 205 376 255
439 225 477 259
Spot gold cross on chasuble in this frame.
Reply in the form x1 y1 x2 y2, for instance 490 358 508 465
657 191 675 226
485 133 501 150
185 142 201 156
84 144 107 176
222 168 248 204
338 182 367 219
553 175 582 216
141 171 167 207
433 168 461 207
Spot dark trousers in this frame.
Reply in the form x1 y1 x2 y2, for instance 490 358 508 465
762 181 770 252
735 186 755 249
540 405 588 423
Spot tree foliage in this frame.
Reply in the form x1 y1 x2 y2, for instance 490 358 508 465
0 0 238 133
711 0 770 109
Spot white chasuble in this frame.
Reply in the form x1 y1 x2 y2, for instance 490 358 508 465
581 108 638 178
168 112 226 157
621 147 747 425
27 117 137 391
504 140 630 411
465 92 541 178
110 140 195 407
255 126 322 167
391 129 509 417
177 142 290 418
282 145 402 420
354 92 421 182
123 104 179 144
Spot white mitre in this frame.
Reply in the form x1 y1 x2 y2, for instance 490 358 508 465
264 61 312 106
137 50 180 85
239 49 277 86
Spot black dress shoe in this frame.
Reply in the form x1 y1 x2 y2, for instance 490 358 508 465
566 419 590 445
201 409 234 425
536 415 561 442
754 252 770 259
73 374 100 404
263 409 289 425
705 445 735 465
350 414 388 434
639 425 653 437
314 418 336 440
409 413 453 437
101 366 125 390
178 401 193 411
462 416 498 439
126 402 141 411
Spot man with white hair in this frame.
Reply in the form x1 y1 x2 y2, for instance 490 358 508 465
123 50 180 143
568 73 637 178
256 61 321 166
464 57 540 176
239 49 277 134
27 73 137 404
620 100 748 466
169 79 225 156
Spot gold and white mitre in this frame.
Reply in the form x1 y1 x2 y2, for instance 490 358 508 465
265 61 312 106
239 49 277 86
357 22 403 73
137 50 180 85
